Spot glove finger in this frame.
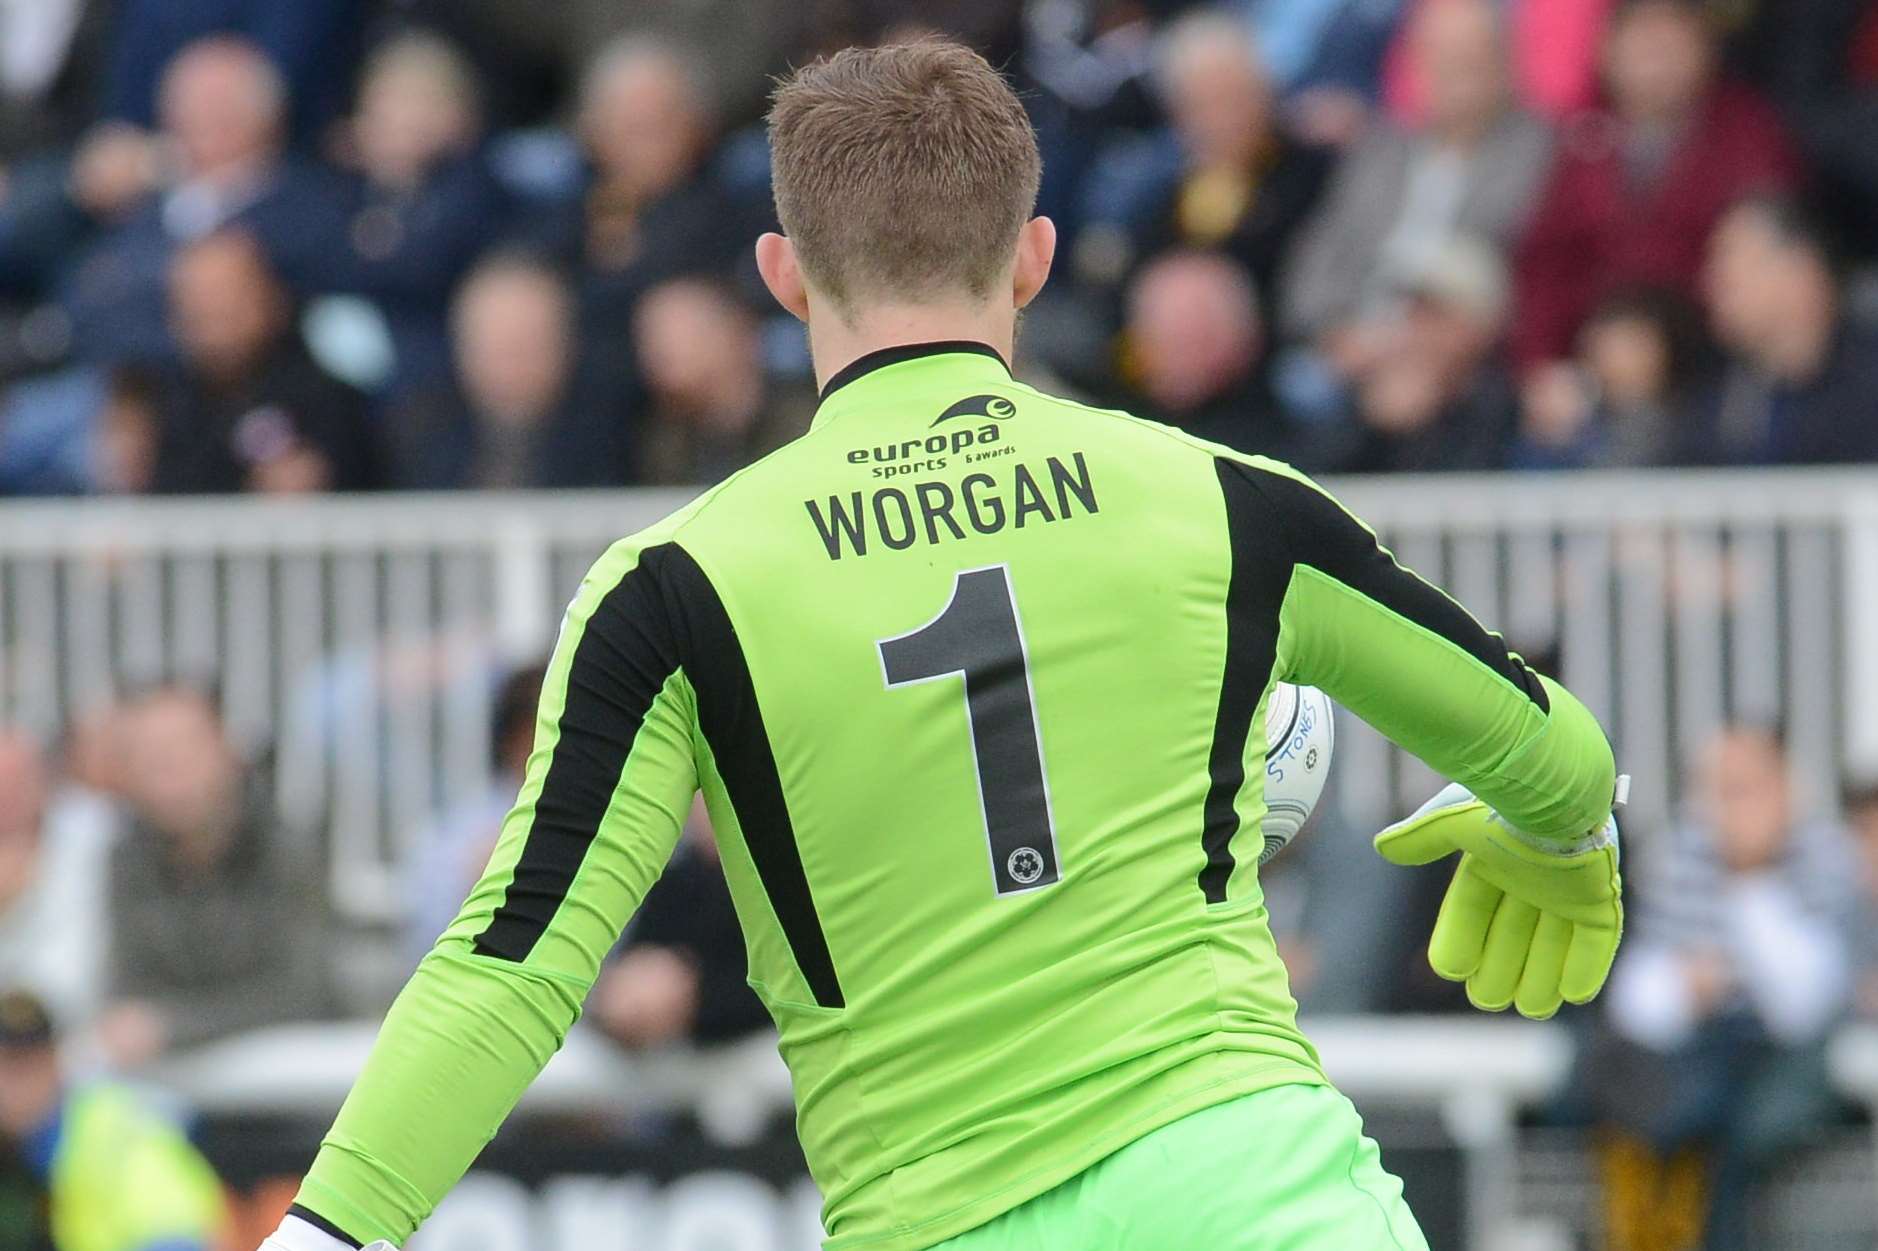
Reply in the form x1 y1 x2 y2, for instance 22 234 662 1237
1468 896 1539 1012
1514 912 1572 1020
1561 906 1623 1004
1427 862 1501 982
1373 817 1463 867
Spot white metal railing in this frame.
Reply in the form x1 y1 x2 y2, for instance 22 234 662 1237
2 471 1875 916
0 488 693 917
149 1016 1571 1249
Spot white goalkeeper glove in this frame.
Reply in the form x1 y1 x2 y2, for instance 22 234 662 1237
261 1215 395 1251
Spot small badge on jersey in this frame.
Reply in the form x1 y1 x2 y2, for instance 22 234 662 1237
1006 846 1046 886
933 394 1017 427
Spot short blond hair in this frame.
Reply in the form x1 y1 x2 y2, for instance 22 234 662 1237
767 40 1042 313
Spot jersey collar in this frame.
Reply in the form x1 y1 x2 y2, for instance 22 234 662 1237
812 341 1011 430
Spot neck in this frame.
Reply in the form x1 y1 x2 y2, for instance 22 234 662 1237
808 298 1015 393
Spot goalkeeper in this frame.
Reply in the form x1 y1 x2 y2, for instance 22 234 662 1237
265 40 1621 1251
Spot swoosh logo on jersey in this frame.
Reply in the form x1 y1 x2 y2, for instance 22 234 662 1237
932 394 1017 427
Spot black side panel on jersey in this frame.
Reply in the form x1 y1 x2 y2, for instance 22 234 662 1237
1245 466 1550 712
1199 459 1295 903
655 544 847 1010
473 552 682 961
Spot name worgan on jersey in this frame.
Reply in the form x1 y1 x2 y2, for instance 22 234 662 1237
805 452 1099 559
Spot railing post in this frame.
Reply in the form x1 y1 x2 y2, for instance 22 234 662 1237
493 506 554 665
1845 491 1878 782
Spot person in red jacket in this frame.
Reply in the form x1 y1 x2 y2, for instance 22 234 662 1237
1511 0 1799 398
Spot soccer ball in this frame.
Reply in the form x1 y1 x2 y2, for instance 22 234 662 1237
1259 682 1335 864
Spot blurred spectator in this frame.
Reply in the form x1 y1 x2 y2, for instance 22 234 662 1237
385 251 631 489
1510 0 1799 381
1336 235 1516 472
319 31 509 396
92 365 164 494
1763 0 1878 262
101 685 333 1067
1382 0 1615 122
65 36 347 366
103 0 367 142
152 230 376 494
1682 194 1878 465
0 366 108 495
1281 0 1548 424
0 0 101 157
59 700 135 801
0 1 106 310
592 799 770 1049
848 2 1026 65
402 663 545 962
0 989 226 1251
1284 0 1551 356
1599 723 1852 1251
1020 0 1164 246
631 278 814 485
540 37 765 381
1077 13 1330 323
0 733 112 1030
0 361 169 497
1227 2 1405 149
1119 250 1301 458
1256 795 1412 1016
1512 285 1708 468
1846 778 1878 1019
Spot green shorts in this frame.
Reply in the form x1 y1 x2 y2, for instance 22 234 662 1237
934 1083 1429 1251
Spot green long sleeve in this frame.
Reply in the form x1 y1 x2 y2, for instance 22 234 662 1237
293 529 705 1242
1244 460 1615 839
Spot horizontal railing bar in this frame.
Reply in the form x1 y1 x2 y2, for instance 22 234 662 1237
0 474 1871 550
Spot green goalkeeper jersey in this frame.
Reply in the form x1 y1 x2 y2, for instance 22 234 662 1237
292 343 1615 1251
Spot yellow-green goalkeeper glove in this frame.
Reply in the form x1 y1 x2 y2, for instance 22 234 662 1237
1374 780 1626 1020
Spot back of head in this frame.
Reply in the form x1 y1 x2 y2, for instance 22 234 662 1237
0 989 59 1137
492 662 548 774
767 40 1041 315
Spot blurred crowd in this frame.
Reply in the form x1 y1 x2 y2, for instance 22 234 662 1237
6 1 1878 1249
1261 717 1878 1251
2 0 1878 495
3 667 1878 1248
0 671 779 1249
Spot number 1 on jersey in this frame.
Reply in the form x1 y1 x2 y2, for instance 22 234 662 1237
878 566 1062 894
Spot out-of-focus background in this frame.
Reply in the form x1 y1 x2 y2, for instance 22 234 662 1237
2 1 1878 1249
